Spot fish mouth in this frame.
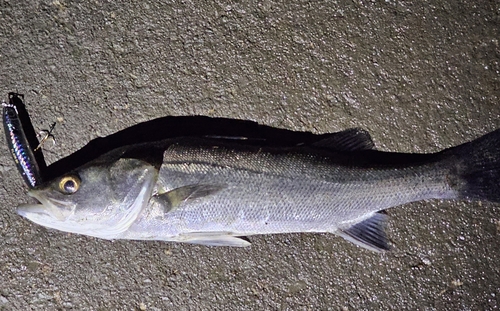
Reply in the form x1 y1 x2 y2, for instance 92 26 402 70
17 190 75 221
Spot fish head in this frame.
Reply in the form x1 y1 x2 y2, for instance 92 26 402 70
17 158 158 239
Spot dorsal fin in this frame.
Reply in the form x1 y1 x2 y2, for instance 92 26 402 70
312 128 375 151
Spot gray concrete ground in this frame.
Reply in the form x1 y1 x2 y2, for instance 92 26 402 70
0 0 499 310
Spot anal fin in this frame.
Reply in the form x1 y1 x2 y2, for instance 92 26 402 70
337 212 389 252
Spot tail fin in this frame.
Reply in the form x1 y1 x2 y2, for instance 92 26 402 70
446 129 500 203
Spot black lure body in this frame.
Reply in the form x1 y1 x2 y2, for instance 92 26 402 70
2 93 45 188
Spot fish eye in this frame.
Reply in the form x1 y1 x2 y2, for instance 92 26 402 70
58 175 81 194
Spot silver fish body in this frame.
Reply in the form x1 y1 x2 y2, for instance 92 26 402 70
123 140 452 248
17 128 500 251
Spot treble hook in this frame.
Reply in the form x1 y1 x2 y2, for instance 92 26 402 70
34 122 56 152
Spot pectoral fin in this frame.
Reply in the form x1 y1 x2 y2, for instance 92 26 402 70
337 212 389 252
179 232 251 247
153 184 225 213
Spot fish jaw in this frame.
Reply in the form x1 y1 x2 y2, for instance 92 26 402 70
17 185 150 240
17 161 158 240
18 189 76 221
17 203 125 239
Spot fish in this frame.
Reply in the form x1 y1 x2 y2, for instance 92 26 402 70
2 93 44 188
16 127 500 251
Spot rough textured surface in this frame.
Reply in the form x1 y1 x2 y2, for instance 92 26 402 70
0 0 499 310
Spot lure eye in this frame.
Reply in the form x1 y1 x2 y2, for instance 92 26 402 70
58 175 81 194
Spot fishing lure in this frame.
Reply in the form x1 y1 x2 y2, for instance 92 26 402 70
2 93 43 188
34 122 56 152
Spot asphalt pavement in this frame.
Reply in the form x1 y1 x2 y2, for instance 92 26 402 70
0 1 499 310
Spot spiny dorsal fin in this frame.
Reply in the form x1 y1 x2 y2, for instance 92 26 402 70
337 212 389 252
312 128 375 152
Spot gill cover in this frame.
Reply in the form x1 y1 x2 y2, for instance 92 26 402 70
17 158 158 239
